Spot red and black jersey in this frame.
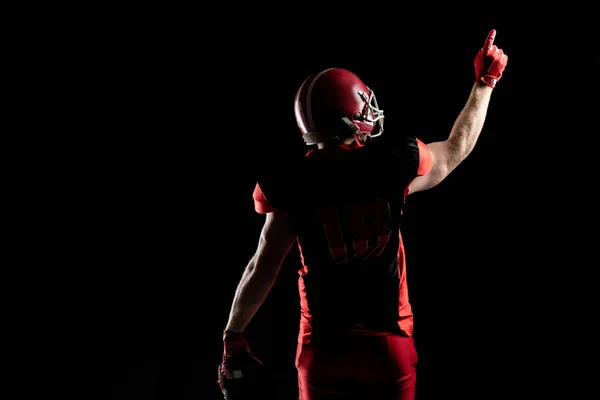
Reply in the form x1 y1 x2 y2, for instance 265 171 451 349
253 136 432 344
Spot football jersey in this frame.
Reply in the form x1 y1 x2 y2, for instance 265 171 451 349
253 136 432 344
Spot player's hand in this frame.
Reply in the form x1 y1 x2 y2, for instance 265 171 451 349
474 29 508 88
217 330 264 399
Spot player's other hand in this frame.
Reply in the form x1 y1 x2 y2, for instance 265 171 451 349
474 29 508 88
217 330 264 400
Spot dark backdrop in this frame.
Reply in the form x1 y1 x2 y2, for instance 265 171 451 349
92 11 596 400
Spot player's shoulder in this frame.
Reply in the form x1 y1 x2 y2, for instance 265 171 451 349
365 134 420 160
256 149 303 190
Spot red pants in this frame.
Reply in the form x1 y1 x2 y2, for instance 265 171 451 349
295 334 418 400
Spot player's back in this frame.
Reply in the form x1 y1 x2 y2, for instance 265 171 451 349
257 136 421 340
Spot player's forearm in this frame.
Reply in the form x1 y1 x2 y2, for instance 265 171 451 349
224 256 280 333
446 83 493 169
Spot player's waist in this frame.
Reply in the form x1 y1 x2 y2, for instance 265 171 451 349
301 318 404 335
345 324 400 336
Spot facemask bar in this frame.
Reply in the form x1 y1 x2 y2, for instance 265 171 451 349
357 88 384 138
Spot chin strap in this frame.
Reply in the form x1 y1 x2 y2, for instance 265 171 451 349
342 117 367 144
302 131 337 146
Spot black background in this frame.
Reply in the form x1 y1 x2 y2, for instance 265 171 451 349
82 9 599 400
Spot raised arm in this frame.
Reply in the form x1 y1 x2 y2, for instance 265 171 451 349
408 29 508 195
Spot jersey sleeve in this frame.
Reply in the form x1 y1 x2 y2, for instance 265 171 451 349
252 182 276 214
416 138 432 176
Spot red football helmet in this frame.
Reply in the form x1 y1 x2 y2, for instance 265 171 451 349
294 68 384 145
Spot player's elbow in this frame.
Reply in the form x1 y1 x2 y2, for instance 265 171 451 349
254 237 294 273
246 252 281 279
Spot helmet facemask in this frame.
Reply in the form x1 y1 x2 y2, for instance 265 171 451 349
341 88 384 144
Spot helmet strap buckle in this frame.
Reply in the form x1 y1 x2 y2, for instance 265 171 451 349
342 117 366 144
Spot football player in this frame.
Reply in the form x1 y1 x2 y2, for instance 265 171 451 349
218 29 508 400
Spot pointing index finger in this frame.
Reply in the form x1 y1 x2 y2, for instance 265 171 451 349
484 29 496 51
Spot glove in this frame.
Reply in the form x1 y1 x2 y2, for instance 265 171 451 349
217 330 264 399
474 29 508 88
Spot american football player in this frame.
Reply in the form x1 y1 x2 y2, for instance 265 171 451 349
218 29 508 400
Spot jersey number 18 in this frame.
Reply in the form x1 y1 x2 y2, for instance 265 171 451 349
312 199 392 264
